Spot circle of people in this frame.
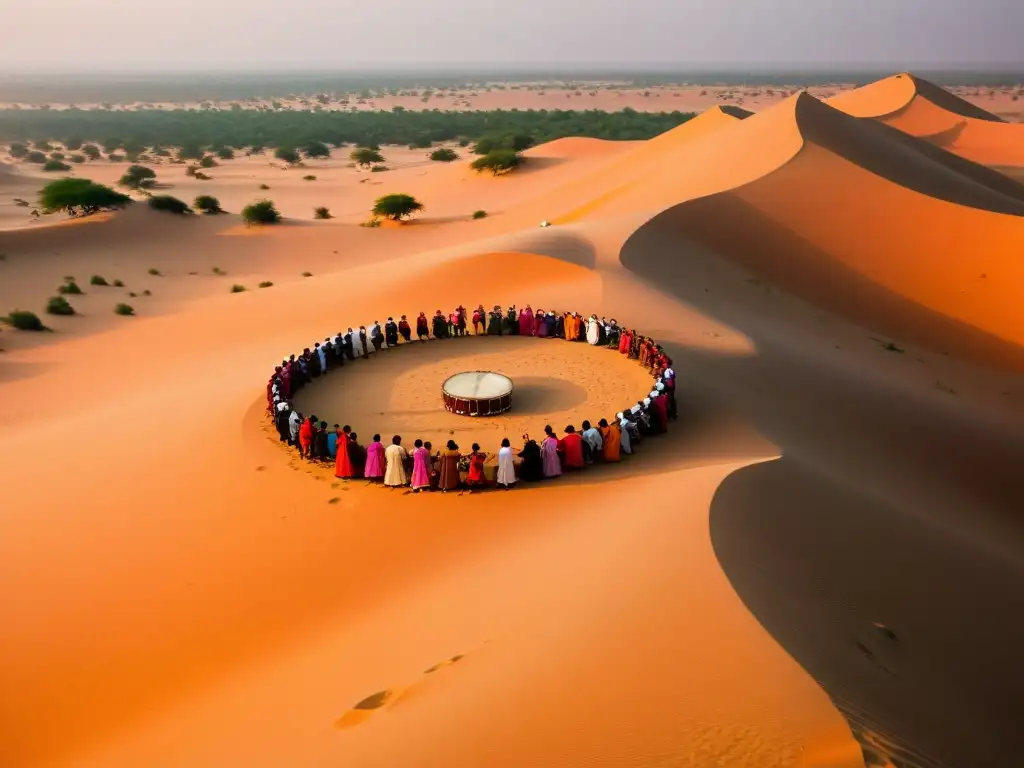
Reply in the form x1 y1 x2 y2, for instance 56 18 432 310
267 304 678 492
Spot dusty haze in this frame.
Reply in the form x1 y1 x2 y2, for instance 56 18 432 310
2 0 1023 71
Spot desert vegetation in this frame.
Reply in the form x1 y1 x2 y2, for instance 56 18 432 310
118 164 156 189
430 147 459 162
40 178 131 216
242 199 281 225
148 195 191 215
371 193 423 221
470 149 523 175
193 195 223 214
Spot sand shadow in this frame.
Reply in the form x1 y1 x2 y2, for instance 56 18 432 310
508 376 588 414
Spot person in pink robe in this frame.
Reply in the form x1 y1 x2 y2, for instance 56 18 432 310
540 425 562 478
519 306 534 336
364 434 386 481
411 440 431 492
533 309 546 337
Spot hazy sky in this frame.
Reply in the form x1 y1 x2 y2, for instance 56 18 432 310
2 0 1021 72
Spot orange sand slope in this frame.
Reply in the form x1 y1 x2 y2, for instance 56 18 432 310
2 72 1024 768
828 73 1024 167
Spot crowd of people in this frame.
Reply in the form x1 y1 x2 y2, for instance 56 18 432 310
266 304 677 491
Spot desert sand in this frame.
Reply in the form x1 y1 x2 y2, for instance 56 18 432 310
1 73 1023 768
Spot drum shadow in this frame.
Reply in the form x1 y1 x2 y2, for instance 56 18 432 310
508 377 589 415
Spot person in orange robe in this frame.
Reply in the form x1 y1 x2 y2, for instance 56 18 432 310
298 415 316 460
598 418 621 462
334 425 354 478
558 425 585 470
466 443 487 491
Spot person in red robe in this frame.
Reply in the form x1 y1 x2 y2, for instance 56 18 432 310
618 329 631 355
519 306 534 336
558 425 585 470
416 312 429 340
398 315 412 342
334 425 354 478
299 415 316 460
466 443 486 491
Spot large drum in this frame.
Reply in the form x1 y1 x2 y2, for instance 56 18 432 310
442 371 514 417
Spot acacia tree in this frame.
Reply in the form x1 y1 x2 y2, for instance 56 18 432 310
350 147 384 168
274 147 300 164
40 178 131 216
470 149 523 176
193 195 223 214
430 147 459 162
371 193 423 221
303 140 331 158
119 164 156 189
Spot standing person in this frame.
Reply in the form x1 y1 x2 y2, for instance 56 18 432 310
518 434 543 481
432 310 448 339
314 421 330 461
535 309 549 338
619 327 631 355
487 305 503 335
650 390 669 433
327 423 341 458
424 441 439 490
358 326 371 357
581 420 604 464
307 346 321 378
466 443 486 491
349 328 363 358
385 317 399 348
334 425 354 477
343 328 356 361
316 342 328 374
543 311 556 338
599 418 621 462
497 437 517 489
540 426 562 478
416 312 430 341
455 306 468 337
559 425 585 470
384 435 409 488
519 305 534 336
438 440 461 492
299 415 317 460
275 401 292 443
586 315 601 345
411 439 431 492
563 312 577 342
370 321 384 353
364 434 386 482
289 409 302 447
347 432 365 478
398 315 412 343
506 305 518 334
472 305 485 335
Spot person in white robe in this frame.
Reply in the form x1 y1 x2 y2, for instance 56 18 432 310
586 315 600 345
496 438 517 488
581 420 603 463
348 328 362 358
384 437 409 487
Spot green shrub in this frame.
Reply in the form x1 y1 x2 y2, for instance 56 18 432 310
274 147 300 164
241 199 281 225
370 164 389 172
8 142 28 158
148 195 191 215
49 151 65 160
4 310 45 330
371 193 423 221
430 147 459 162
64 137 83 151
350 147 384 167
230 284 246 293
46 296 75 315
258 281 274 288
193 195 222 214
58 280 83 294
472 209 487 219
107 153 124 162
313 206 332 219
473 134 533 155
119 164 156 188
89 275 109 286
69 154 85 163
42 159 71 172
26 150 47 163
33 140 53 150
199 154 218 168
216 146 235 159
303 140 331 158
81 144 102 160
40 178 130 215
114 303 135 316
470 149 522 176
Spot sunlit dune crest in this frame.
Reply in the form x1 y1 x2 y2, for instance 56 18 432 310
2 70 1023 768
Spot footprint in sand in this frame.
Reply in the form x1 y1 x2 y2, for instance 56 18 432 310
333 650 476 730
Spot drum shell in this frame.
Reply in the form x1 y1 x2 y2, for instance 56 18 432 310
442 391 512 416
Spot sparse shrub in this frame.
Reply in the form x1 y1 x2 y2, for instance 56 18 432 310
127 292 137 298
46 296 75 315
216 146 235 159
193 195 222 214
148 195 191 215
148 268 161 276
112 279 124 287
371 193 423 221
185 164 198 177
303 174 317 181
241 198 281 225
43 159 71 171
230 284 246 293
4 310 45 330
212 266 225 275
258 183 270 190
119 164 156 188
303 140 331 158
458 138 470 147
274 147 300 164
9 142 28 158
89 275 109 286
33 140 53 151
40 178 131 216
314 206 332 219
59 280 83 294
26 150 47 163
199 154 218 168
142 289 151 296
301 271 313 277
70 154 85 163
114 303 135 316
350 147 384 168
470 149 522 175
472 209 487 219
107 153 124 162
430 147 459 162
49 151 65 160
360 218 381 228
81 144 102 160
258 281 274 288
370 164 388 172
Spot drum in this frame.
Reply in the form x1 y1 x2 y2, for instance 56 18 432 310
442 371 514 417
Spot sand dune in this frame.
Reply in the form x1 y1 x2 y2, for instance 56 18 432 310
2 72 1023 768
828 73 1024 167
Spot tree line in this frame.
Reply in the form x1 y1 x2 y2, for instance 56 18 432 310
0 107 695 153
